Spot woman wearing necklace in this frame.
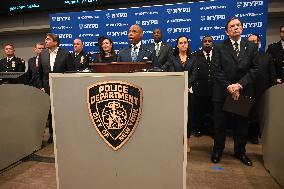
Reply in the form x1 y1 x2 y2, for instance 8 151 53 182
96 37 117 63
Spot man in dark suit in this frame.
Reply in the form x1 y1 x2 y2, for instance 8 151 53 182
117 24 152 62
147 28 172 68
0 44 25 84
211 17 258 166
71 38 92 71
191 36 214 137
248 34 277 144
266 25 284 84
27 42 45 88
39 33 75 143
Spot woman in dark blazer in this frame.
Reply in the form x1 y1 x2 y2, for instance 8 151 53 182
163 35 193 73
163 35 195 137
96 37 117 63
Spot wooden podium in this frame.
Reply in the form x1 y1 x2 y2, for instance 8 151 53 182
90 62 152 73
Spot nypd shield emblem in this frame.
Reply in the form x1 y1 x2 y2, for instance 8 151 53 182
87 81 143 150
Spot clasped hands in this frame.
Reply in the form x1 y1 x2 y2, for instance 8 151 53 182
227 83 241 101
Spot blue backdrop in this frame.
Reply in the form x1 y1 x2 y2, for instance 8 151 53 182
50 0 268 56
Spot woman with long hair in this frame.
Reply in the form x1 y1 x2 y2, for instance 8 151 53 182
96 37 117 63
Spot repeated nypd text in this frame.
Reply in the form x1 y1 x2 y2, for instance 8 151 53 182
243 22 262 28
135 20 158 26
106 13 128 19
200 35 225 41
167 27 191 34
58 34 73 39
78 24 98 29
107 31 128 37
201 15 226 21
51 16 71 22
237 1 263 8
166 7 191 14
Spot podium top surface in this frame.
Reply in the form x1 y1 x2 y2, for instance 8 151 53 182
49 72 187 78
0 72 26 79
89 62 151 65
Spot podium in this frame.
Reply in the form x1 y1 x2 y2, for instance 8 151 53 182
0 84 50 170
262 84 284 187
0 72 27 84
49 72 187 189
90 62 152 73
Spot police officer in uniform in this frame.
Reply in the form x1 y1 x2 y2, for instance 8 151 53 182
191 36 214 137
0 44 25 84
71 38 92 71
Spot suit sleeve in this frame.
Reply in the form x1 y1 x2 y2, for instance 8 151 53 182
237 43 259 89
17 59 26 72
212 46 231 88
266 44 282 79
38 55 43 89
66 52 75 71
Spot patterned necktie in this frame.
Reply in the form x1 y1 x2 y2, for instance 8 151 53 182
131 45 138 62
155 43 160 57
233 42 240 57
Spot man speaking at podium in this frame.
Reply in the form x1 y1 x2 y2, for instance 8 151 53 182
117 24 153 62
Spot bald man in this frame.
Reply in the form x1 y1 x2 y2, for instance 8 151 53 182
117 24 153 62
71 38 92 71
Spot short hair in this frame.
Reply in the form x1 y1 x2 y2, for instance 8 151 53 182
46 33 60 46
74 38 83 45
249 33 261 43
202 35 213 42
225 17 243 31
3 43 14 49
280 25 284 32
35 42 44 47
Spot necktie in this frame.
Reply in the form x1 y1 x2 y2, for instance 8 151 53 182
131 45 138 62
206 53 210 63
35 56 39 68
155 43 160 57
233 42 239 57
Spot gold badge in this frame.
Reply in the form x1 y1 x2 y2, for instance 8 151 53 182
87 81 143 150
11 61 15 68
80 56 84 64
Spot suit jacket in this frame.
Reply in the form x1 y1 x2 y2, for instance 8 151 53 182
27 56 40 88
166 54 194 87
147 42 172 68
191 50 213 97
253 52 277 97
117 44 153 62
39 48 75 94
70 50 92 71
212 38 258 102
0 56 25 72
266 40 284 79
